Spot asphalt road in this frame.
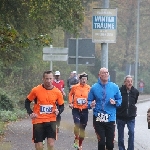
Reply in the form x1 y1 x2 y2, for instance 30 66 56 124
1 94 150 150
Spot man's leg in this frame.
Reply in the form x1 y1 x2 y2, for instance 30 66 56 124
93 115 106 150
47 138 55 150
45 122 57 150
33 124 45 150
127 119 135 150
79 109 88 148
72 108 80 148
35 143 43 150
117 119 126 150
105 122 115 150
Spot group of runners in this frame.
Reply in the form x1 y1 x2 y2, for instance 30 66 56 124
25 67 138 150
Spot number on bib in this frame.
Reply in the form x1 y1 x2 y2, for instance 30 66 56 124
40 105 53 114
96 113 110 122
77 98 86 105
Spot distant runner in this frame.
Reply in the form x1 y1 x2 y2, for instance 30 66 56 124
53 71 66 133
69 72 90 150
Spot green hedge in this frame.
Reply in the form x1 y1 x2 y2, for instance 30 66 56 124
0 89 14 111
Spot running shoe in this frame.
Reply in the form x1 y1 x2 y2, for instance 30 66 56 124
77 146 82 150
73 139 79 148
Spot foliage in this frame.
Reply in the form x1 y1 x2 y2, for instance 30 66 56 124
0 0 150 118
0 88 14 111
0 0 84 65
0 109 27 122
0 121 5 135
29 0 84 35
0 23 52 65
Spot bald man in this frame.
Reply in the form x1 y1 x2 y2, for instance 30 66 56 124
88 67 122 150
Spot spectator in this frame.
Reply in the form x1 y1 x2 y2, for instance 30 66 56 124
25 70 64 150
138 79 145 94
67 71 78 92
116 75 139 150
88 67 122 150
73 70 78 80
53 71 66 133
69 72 90 150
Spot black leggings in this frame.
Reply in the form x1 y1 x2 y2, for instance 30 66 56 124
93 115 115 150
72 108 88 139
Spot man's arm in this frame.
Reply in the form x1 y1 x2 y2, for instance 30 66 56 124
114 87 122 107
25 98 33 115
135 90 139 104
88 88 95 109
58 104 64 114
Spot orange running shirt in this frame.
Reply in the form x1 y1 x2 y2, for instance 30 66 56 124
69 83 90 110
27 84 64 124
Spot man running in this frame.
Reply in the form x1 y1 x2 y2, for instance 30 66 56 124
69 72 90 150
25 70 64 150
88 67 122 150
53 71 66 133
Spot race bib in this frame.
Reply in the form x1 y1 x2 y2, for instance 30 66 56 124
77 98 86 105
40 105 53 114
96 113 110 122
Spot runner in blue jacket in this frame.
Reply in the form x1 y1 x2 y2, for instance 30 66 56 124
88 67 122 150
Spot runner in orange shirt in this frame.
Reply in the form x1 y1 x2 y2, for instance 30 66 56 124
69 72 90 150
25 70 64 150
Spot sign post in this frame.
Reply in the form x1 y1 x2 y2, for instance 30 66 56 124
92 3 117 68
43 47 68 70
92 8 117 43
68 38 95 68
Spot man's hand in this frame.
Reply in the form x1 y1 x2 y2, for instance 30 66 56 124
30 113 38 119
69 103 73 109
54 109 59 115
90 100 96 108
110 98 116 105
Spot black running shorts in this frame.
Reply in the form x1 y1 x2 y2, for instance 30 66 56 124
33 121 56 143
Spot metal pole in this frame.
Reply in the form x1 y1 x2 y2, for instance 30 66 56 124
50 60 53 71
50 45 53 71
101 0 109 68
135 0 140 88
76 38 79 74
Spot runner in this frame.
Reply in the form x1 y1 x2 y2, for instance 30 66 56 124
69 72 90 150
25 70 64 150
88 67 122 150
53 70 66 133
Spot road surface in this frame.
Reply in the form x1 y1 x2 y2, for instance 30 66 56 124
1 94 150 150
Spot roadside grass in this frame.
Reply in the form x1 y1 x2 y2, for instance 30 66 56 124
0 121 5 136
0 141 12 150
0 109 27 139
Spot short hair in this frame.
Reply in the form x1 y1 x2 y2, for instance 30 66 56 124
79 72 88 80
43 70 53 78
124 75 133 82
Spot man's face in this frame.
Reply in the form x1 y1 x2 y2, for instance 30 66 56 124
80 77 87 85
99 68 109 82
73 73 76 77
43 73 54 89
55 75 60 80
124 77 133 90
70 72 74 77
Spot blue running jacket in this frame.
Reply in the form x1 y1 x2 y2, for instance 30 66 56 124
88 79 122 122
